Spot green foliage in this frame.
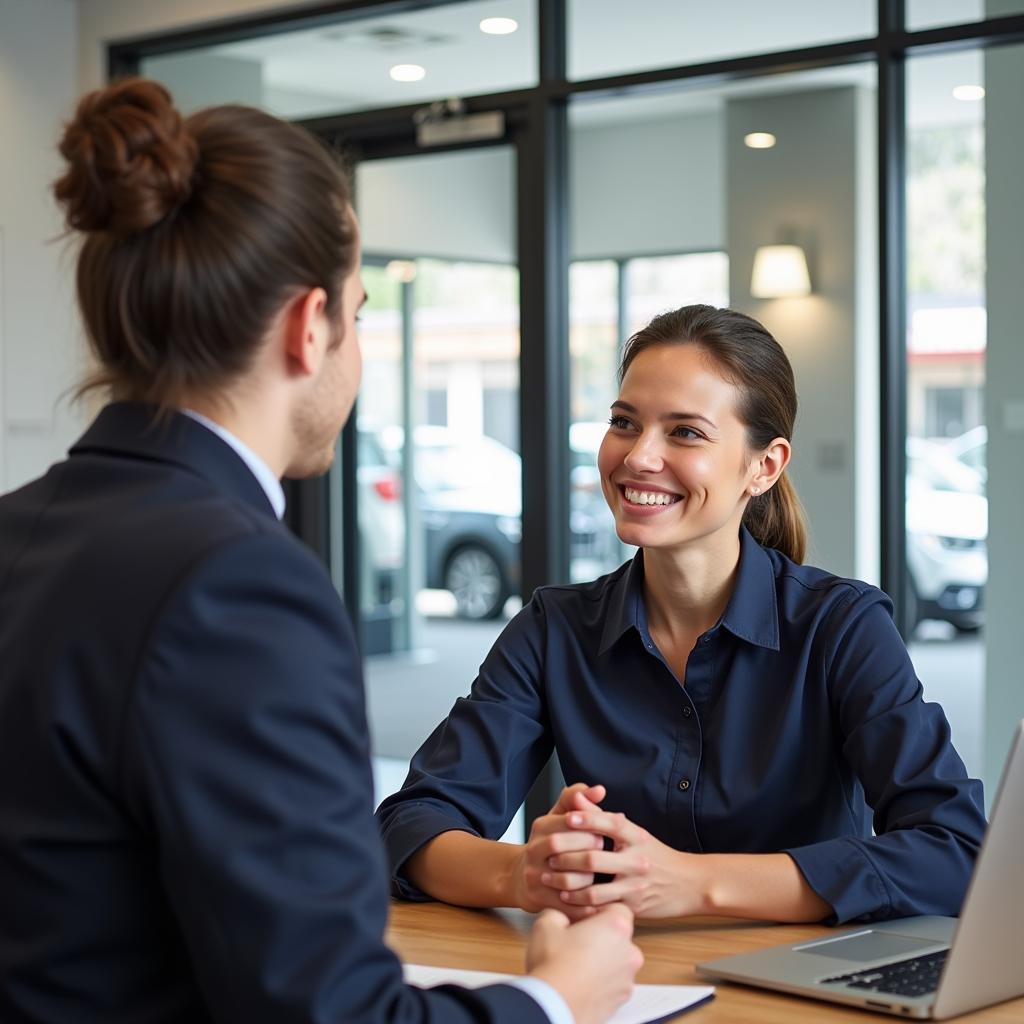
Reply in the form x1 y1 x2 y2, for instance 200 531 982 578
907 123 984 296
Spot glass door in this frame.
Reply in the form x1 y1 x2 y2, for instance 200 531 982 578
351 148 523 827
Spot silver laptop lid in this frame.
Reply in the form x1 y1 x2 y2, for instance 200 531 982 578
932 720 1024 1019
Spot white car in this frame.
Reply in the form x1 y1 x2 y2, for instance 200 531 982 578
906 438 987 633
945 425 987 484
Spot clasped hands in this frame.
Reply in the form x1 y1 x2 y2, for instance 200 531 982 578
512 782 709 920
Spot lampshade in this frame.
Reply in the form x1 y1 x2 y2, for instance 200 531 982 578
750 244 811 298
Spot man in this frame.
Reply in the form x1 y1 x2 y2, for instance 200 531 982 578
0 78 641 1023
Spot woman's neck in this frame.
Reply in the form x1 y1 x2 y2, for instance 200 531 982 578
642 528 743 644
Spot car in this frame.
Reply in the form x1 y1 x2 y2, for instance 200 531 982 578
373 424 618 620
906 438 987 633
356 429 404 653
944 425 987 484
414 426 523 620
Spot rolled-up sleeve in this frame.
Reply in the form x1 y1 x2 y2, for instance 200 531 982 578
785 590 987 924
376 596 554 899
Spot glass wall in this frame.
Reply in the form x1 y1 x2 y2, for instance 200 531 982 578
906 0 1024 31
904 39 1024 787
142 0 536 118
568 0 875 80
124 0 1024 800
568 67 879 586
903 49 987 777
355 149 520 828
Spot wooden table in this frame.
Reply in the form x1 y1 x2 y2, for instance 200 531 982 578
387 900 1024 1023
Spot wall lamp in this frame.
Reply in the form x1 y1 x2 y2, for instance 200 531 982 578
750 244 812 298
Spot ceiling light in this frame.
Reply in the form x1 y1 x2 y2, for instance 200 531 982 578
480 17 518 35
744 132 777 150
390 64 426 82
952 85 985 102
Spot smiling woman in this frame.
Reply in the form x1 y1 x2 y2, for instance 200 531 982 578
603 305 805 564
376 303 985 930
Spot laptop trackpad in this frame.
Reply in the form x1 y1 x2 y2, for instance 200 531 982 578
796 931 937 962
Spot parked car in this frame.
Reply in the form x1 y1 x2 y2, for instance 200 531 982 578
357 428 403 606
944 425 987 485
372 425 615 620
415 426 523 620
906 437 987 632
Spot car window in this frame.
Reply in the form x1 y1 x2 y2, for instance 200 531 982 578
417 437 521 493
908 447 983 494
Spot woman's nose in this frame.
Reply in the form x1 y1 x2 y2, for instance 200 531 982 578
623 434 663 472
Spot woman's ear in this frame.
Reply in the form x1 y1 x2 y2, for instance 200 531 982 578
748 437 792 496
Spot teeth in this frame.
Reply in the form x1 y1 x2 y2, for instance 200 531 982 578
624 487 680 506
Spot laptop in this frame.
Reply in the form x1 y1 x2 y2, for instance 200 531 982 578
696 720 1024 1019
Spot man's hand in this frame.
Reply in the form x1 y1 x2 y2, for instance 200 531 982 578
526 903 643 1024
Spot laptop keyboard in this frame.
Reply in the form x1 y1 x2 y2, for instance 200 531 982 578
823 949 949 999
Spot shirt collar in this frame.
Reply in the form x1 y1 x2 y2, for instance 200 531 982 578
181 410 286 520
598 526 780 654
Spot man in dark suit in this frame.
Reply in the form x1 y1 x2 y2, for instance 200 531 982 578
0 79 640 1024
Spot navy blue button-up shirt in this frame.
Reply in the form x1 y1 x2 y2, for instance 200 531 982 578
377 528 986 924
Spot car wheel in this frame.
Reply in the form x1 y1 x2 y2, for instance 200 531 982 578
952 620 982 634
445 545 507 620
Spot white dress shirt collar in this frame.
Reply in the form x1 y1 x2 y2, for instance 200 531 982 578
181 409 286 520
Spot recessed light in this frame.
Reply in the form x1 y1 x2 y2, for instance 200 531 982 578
390 64 426 82
744 132 777 150
480 17 518 35
386 260 418 283
952 85 985 102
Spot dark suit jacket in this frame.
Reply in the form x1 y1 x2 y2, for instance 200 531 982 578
0 403 543 1024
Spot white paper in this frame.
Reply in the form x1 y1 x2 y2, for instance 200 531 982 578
403 963 714 1024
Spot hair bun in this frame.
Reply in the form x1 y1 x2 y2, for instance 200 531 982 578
54 78 198 235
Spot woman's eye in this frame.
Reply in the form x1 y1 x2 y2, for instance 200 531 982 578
608 415 633 429
671 425 702 441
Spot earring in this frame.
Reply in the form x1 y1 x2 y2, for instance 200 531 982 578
750 486 761 495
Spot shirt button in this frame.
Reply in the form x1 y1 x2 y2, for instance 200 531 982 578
700 635 710 644
682 706 692 718
678 778 691 792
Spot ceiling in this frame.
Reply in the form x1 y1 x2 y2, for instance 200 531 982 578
143 0 988 129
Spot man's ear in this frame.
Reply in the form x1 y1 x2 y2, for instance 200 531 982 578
749 437 792 496
283 287 329 378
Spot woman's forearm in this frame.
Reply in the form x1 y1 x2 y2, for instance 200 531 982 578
405 830 523 907
698 852 831 922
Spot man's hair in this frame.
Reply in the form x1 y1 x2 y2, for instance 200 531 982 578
54 77 356 409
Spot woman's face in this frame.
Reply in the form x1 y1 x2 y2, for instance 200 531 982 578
597 343 756 553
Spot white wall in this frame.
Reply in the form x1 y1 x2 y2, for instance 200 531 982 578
356 110 723 265
76 0 316 90
0 0 321 492
0 0 80 491
726 86 878 579
358 148 516 263
139 51 264 112
570 111 723 259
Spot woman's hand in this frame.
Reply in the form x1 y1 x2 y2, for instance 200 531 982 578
549 806 712 919
509 783 607 918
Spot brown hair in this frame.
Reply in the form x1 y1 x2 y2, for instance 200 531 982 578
54 77 356 408
619 304 807 563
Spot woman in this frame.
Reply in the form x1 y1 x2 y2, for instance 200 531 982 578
377 305 986 925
